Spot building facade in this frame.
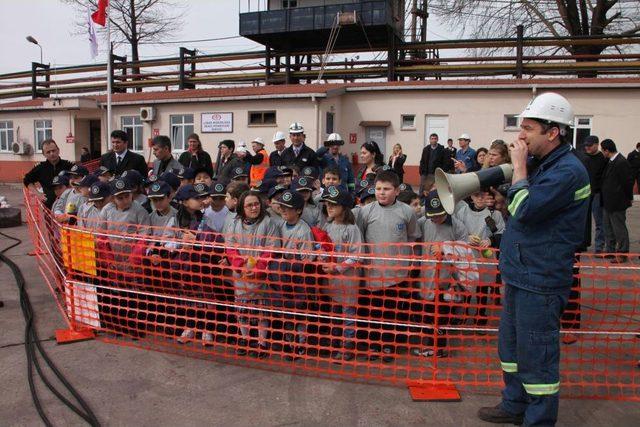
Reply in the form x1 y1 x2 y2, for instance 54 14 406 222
1 78 639 184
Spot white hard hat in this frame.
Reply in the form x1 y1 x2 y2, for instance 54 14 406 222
324 133 344 146
272 131 286 142
458 133 471 140
235 141 248 153
289 122 304 134
519 92 574 127
252 137 264 145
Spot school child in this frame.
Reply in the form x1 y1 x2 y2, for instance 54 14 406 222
194 167 214 187
97 178 150 338
147 181 178 234
204 182 230 233
319 186 362 362
414 190 469 358
158 171 182 209
351 183 376 225
96 166 114 183
266 184 287 228
454 191 504 324
225 191 281 358
174 167 196 187
292 176 322 227
120 169 148 208
231 166 250 185
270 190 316 361
312 166 342 204
222 181 251 235
77 179 108 228
398 189 423 218
275 166 293 187
51 173 72 217
58 165 90 223
355 170 420 362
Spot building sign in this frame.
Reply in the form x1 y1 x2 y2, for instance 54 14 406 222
349 133 357 144
65 133 75 144
201 112 233 133
152 128 160 137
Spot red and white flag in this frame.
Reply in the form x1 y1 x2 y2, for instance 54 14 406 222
91 0 109 27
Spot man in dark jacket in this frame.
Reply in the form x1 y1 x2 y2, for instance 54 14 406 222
600 139 634 262
280 122 320 172
628 142 640 194
269 131 287 168
579 135 608 253
419 133 450 190
214 139 244 185
100 130 148 177
23 139 74 208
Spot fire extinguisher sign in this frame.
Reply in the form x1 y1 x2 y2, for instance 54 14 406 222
349 133 357 144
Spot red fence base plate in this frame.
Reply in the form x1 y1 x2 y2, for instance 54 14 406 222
55 328 95 344
407 383 461 402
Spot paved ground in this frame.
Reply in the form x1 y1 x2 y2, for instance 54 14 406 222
1 183 639 426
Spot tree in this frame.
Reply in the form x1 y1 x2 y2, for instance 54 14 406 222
429 0 640 74
64 0 186 82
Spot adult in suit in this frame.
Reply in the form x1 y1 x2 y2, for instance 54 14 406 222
151 135 182 176
600 138 634 263
280 122 321 172
388 143 407 183
100 130 148 177
628 142 640 194
419 133 450 191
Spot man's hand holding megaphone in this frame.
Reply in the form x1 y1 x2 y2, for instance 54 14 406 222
509 138 529 184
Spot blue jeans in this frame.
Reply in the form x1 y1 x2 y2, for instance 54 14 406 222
591 193 604 253
498 285 569 427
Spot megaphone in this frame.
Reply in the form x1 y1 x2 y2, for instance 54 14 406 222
435 164 513 214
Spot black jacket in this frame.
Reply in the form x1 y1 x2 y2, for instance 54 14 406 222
601 154 634 212
575 150 607 193
419 144 450 176
628 149 640 175
214 154 244 184
280 144 320 171
178 150 213 177
269 150 285 168
23 159 74 208
387 154 406 182
100 150 148 177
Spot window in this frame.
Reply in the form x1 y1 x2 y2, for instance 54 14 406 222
282 0 297 8
170 114 194 152
401 114 416 130
34 120 52 152
325 112 334 134
0 121 14 152
568 116 592 152
504 114 519 131
248 111 276 126
121 116 144 152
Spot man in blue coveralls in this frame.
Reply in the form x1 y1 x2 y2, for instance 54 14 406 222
478 92 590 426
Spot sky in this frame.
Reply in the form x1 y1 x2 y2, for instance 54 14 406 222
0 0 456 77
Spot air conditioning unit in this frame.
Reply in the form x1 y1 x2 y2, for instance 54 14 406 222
12 140 33 155
140 106 156 122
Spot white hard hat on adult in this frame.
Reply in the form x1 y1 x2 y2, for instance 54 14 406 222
289 122 304 134
272 131 286 143
519 92 574 127
324 133 344 146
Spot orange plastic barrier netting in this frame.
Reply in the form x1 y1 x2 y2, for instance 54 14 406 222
23 189 640 400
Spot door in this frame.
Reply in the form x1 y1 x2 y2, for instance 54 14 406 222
89 120 101 159
365 126 386 160
425 115 449 147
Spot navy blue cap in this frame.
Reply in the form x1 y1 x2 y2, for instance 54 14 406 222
398 183 414 193
96 166 113 176
274 190 305 210
172 167 196 180
300 166 318 180
209 181 227 197
144 174 159 186
321 186 353 208
359 185 376 202
291 176 313 192
268 184 288 199
193 166 212 178
275 166 293 177
232 166 249 179
68 164 89 176
355 178 374 195
111 178 133 196
120 169 144 187
425 190 446 217
174 183 210 201
77 174 99 188
88 182 111 201
52 175 70 187
159 172 180 191
147 181 172 199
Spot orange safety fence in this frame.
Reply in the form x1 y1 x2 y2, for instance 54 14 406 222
23 189 640 400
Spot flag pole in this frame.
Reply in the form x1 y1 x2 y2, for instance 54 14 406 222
106 0 112 144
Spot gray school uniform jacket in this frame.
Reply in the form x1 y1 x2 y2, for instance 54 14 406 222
301 203 323 228
149 206 177 237
321 221 363 305
78 202 102 229
356 200 419 289
64 189 87 215
279 220 315 262
454 202 505 241
52 188 73 215
225 216 281 297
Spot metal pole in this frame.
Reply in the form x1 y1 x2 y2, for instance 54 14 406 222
107 1 112 143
